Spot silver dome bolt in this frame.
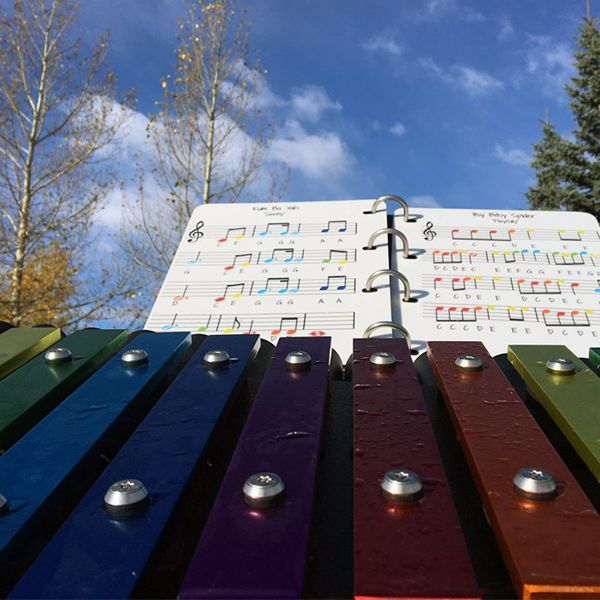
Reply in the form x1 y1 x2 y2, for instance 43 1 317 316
285 351 311 371
455 354 483 371
545 357 575 376
104 479 149 515
0 493 8 515
513 467 557 500
243 472 285 508
369 351 397 369
203 350 230 367
44 347 72 364
380 469 423 504
121 349 149 366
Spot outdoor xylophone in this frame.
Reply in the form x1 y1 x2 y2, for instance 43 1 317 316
1 325 600 598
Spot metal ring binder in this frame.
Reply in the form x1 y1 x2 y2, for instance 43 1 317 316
369 195 409 222
362 321 412 350
363 269 412 302
364 228 410 258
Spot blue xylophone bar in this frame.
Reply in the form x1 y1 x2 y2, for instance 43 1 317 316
0 331 191 594
10 334 260 599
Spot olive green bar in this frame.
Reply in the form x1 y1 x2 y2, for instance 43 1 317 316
0 328 128 451
589 348 600 372
0 327 62 380
508 344 600 482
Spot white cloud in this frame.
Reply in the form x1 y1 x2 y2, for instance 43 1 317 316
362 32 403 56
289 85 342 123
498 15 514 41
495 144 531 167
409 195 442 208
451 65 503 96
389 122 407 137
420 58 503 97
525 35 574 97
415 0 484 23
269 120 355 179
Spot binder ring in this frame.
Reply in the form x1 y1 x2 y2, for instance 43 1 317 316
364 228 410 259
363 269 413 302
363 321 412 351
369 195 410 222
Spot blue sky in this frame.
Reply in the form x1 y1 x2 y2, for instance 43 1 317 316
73 0 591 214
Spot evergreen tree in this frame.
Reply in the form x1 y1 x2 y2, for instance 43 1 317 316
565 16 600 214
526 120 586 211
528 12 600 218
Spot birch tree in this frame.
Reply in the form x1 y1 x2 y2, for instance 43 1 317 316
123 0 285 283
0 0 134 327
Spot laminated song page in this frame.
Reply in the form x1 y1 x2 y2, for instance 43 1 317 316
392 207 600 357
145 200 392 360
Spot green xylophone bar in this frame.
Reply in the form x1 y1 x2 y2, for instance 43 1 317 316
0 327 61 380
0 328 128 451
508 345 600 483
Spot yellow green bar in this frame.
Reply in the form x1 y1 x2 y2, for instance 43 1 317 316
508 344 600 482
0 327 62 380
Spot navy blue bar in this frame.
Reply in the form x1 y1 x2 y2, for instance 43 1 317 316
0 331 190 592
10 334 259 599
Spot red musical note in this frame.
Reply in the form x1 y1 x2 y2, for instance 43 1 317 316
310 330 326 337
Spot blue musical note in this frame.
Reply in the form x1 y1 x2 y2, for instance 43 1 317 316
319 275 347 291
321 220 347 234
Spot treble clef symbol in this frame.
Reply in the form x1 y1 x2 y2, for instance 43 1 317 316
423 221 437 241
187 220 204 243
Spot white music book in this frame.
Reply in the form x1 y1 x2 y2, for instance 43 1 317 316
146 199 600 360
145 200 392 360
392 207 600 357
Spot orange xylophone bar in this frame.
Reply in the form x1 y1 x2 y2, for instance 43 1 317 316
428 341 600 599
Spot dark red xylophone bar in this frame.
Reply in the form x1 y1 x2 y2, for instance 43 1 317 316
353 338 479 600
179 336 331 599
428 341 600 599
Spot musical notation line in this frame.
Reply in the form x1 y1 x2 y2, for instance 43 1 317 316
425 274 600 296
425 248 600 267
160 277 355 304
175 248 358 268
428 226 600 243
423 302 597 327
186 220 358 242
146 312 356 335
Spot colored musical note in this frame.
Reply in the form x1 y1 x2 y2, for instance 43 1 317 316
433 277 442 289
559 230 583 242
257 277 290 294
172 284 189 305
197 315 212 333
223 316 242 334
186 251 202 265
225 253 253 270
187 221 205 243
271 317 298 336
321 220 347 233
215 283 245 303
319 275 347 292
433 250 462 264
423 222 437 241
161 314 179 330
451 277 467 291
508 306 527 321
218 227 246 243
264 248 298 264
435 306 476 322
259 222 292 236
322 249 348 264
